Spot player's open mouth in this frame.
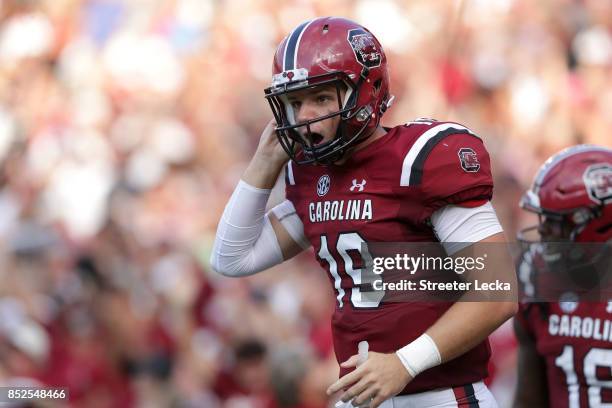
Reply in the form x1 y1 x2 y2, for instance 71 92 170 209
306 132 324 146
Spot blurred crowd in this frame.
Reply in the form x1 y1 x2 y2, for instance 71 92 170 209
0 0 610 407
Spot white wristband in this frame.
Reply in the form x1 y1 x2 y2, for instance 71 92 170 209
395 334 441 378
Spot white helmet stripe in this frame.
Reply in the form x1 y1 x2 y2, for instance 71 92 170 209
283 20 311 71
293 18 318 70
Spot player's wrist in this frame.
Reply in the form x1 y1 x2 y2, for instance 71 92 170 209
243 154 286 189
236 179 272 194
395 333 442 378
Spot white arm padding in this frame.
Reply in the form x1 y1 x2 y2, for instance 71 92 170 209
210 180 283 277
270 199 310 250
431 201 504 255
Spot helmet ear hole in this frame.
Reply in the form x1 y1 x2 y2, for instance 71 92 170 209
373 79 382 92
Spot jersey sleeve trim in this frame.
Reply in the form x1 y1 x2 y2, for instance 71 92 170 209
400 123 480 187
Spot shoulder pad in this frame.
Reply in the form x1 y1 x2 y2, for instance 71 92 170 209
400 122 480 187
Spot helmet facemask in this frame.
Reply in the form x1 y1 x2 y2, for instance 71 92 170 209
518 197 609 290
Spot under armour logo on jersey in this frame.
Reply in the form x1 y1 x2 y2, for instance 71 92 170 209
350 179 366 192
317 174 330 197
606 301 612 313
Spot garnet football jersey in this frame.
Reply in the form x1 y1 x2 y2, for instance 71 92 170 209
284 120 495 394
517 301 612 407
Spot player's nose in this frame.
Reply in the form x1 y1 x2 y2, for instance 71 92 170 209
538 221 551 239
295 101 320 124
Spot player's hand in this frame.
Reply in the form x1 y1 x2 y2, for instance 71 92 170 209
253 119 291 168
327 351 412 408
243 119 293 188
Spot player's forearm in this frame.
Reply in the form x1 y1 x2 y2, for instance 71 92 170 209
424 232 517 363
395 233 517 378
426 301 517 363
209 180 283 277
394 301 516 379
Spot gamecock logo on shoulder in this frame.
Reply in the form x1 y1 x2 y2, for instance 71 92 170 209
347 29 382 69
458 147 480 173
583 163 612 205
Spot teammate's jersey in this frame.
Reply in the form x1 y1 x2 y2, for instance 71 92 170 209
517 301 612 407
285 120 495 394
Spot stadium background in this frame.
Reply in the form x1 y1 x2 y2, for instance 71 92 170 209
0 0 610 406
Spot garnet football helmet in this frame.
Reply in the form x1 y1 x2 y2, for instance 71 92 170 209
518 144 612 244
517 145 612 295
264 17 392 165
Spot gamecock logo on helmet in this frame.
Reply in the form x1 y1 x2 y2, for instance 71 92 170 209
583 163 612 205
458 147 480 173
347 29 381 69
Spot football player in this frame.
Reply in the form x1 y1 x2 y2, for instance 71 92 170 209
211 17 517 408
513 145 612 408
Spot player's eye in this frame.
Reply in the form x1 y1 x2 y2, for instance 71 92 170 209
317 94 332 104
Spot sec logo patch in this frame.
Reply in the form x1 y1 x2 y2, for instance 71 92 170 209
317 174 331 197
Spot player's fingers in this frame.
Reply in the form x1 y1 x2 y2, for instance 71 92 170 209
327 368 363 395
259 119 279 144
369 393 388 408
339 377 370 403
351 384 378 406
340 354 360 368
261 119 275 134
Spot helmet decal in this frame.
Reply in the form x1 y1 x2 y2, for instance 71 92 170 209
347 28 382 68
583 163 612 205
